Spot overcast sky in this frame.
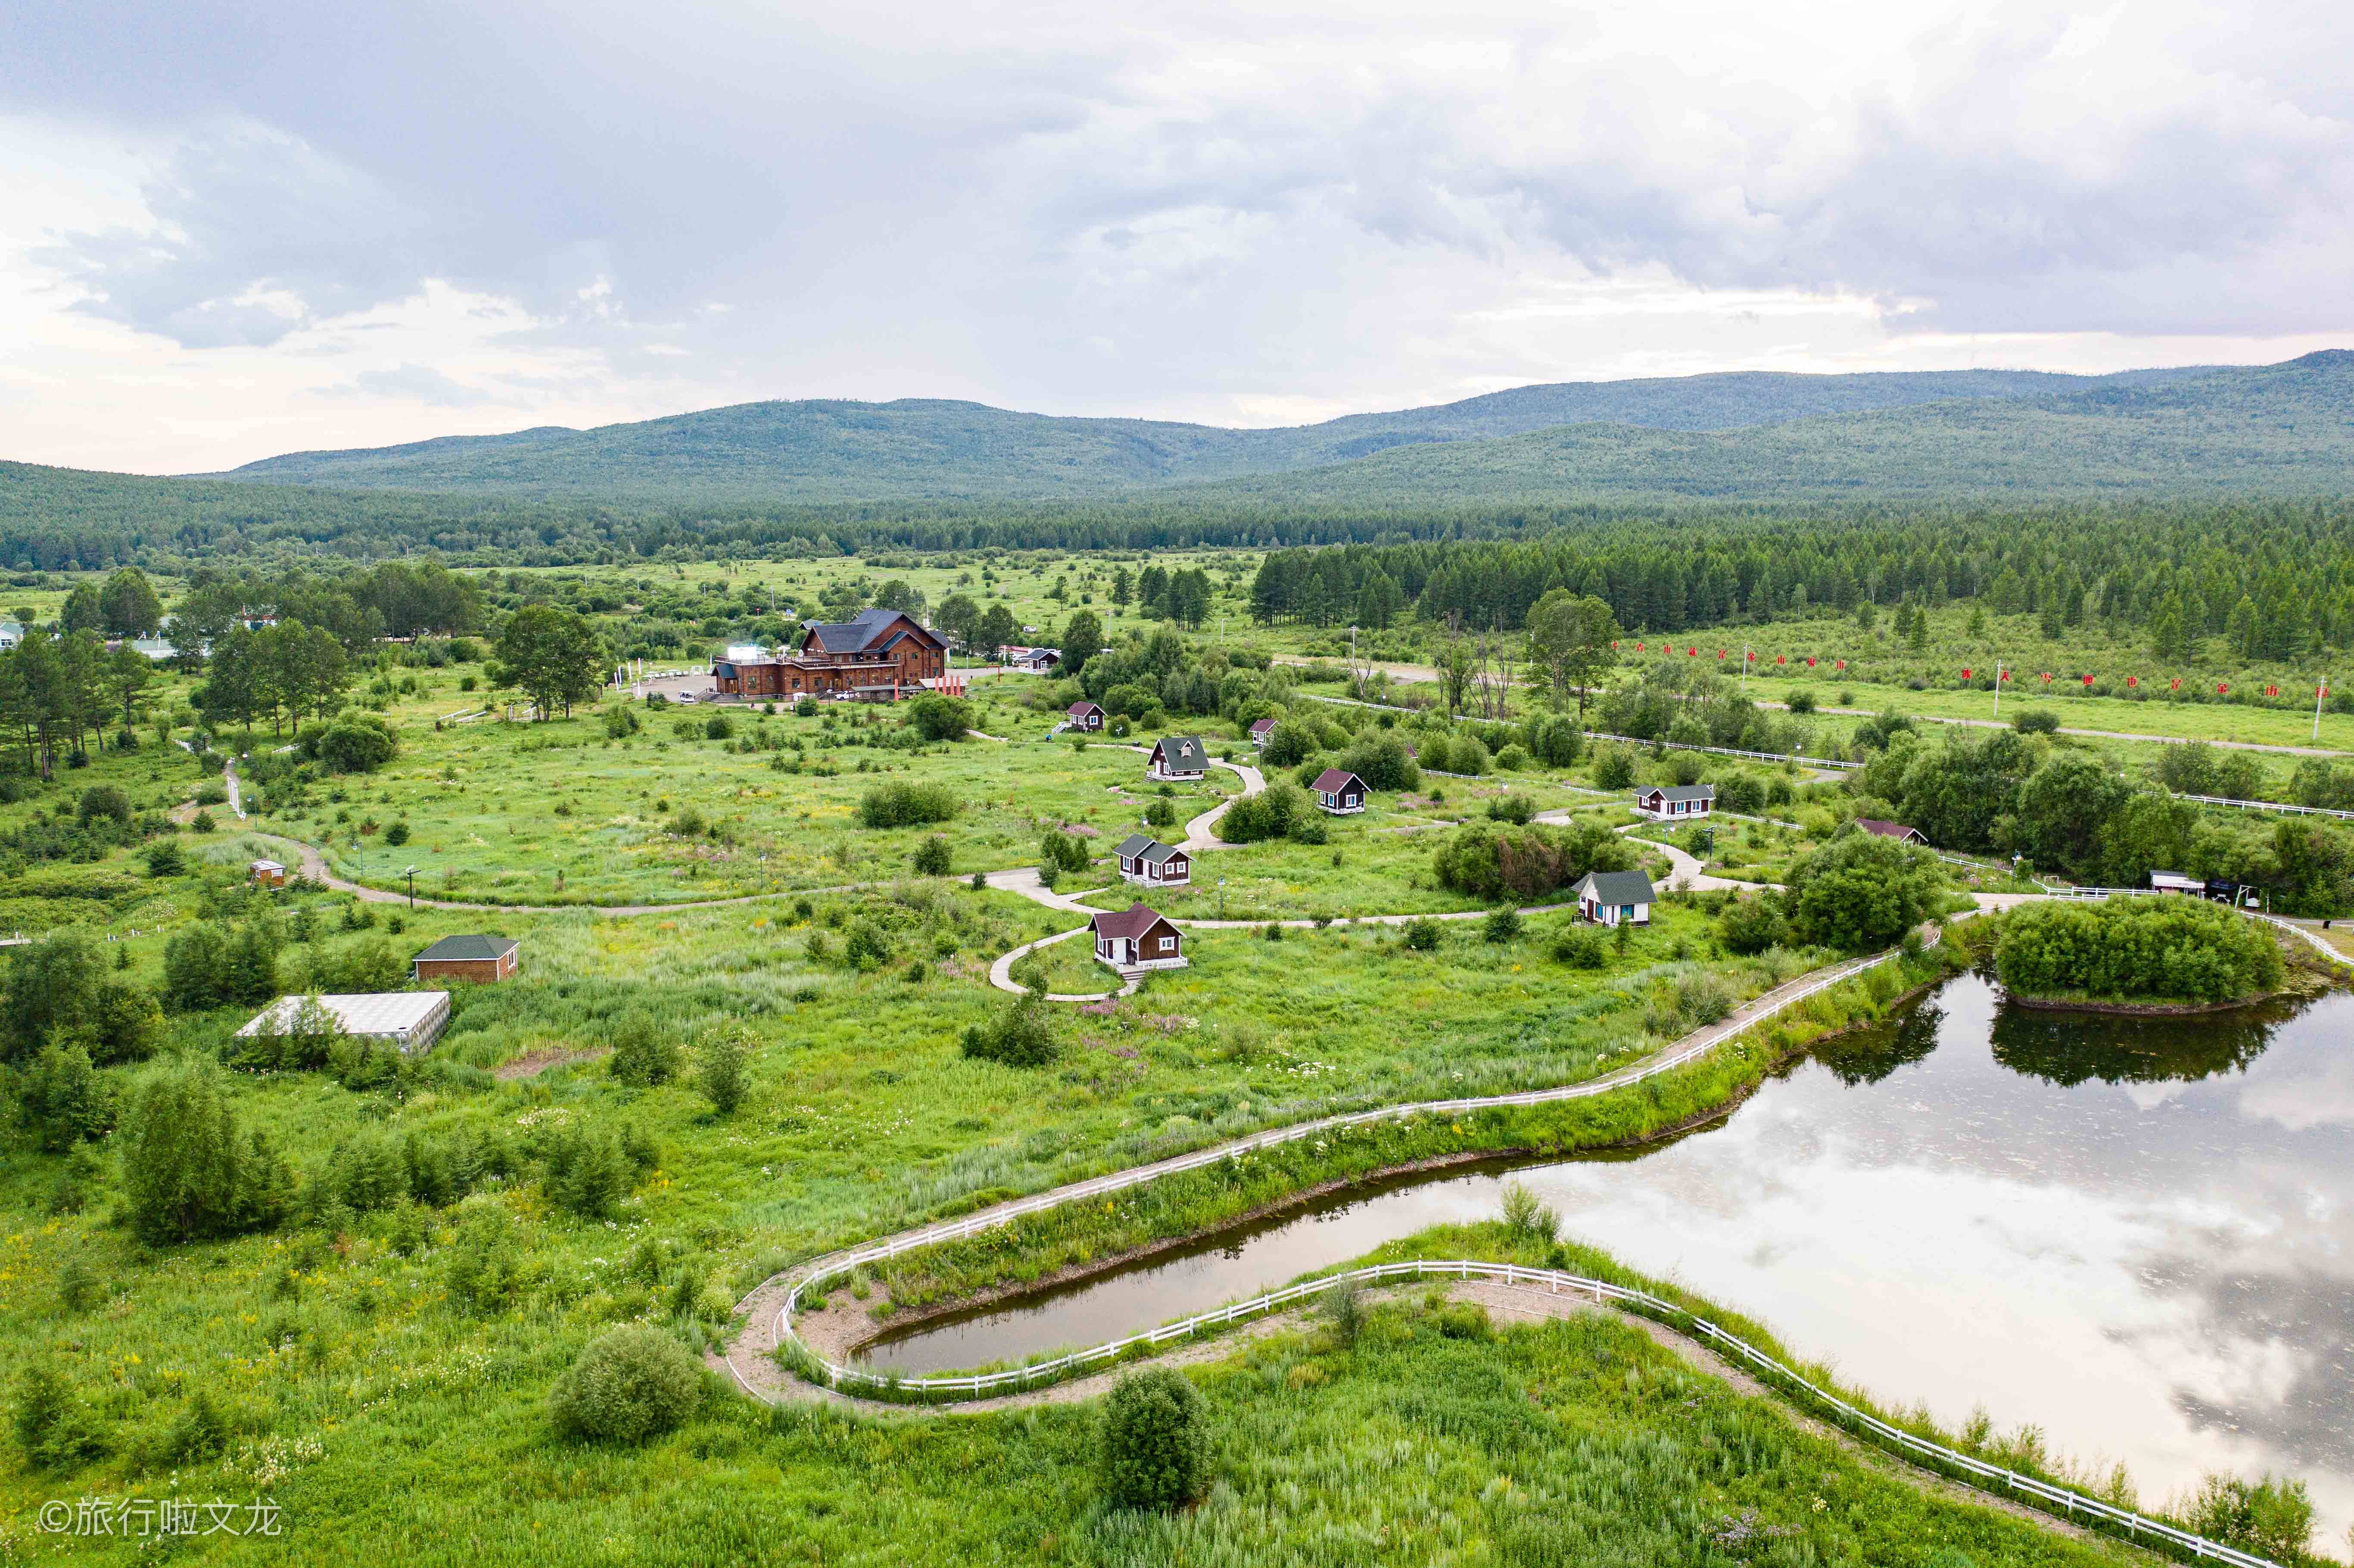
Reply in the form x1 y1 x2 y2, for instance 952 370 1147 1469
3 0 2350 474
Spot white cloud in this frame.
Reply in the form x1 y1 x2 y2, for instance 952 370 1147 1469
0 0 2349 470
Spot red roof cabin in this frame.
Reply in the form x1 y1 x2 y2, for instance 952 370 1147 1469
1090 903 1188 973
1067 701 1106 732
1311 768 1367 815
1147 735 1207 781
1248 717 1278 748
1854 818 1928 846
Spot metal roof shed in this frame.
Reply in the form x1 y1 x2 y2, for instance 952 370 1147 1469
237 992 453 1054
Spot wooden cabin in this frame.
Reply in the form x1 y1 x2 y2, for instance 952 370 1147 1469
711 608 946 701
1115 833 1191 887
411 934 520 983
1571 869 1656 927
1248 717 1278 748
1147 736 1208 781
249 859 287 889
1311 768 1367 815
1633 784 1714 821
1855 818 1927 846
1090 903 1188 972
1066 701 1106 732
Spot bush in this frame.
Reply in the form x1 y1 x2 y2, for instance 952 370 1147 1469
608 1012 680 1087
794 695 819 716
1100 1366 1209 1512
1499 1179 1558 1243
1217 780 1313 844
1339 732 1420 791
1785 832 1940 954
1258 720 1317 768
1404 919 1442 952
1550 924 1607 968
2179 1472 2313 1562
1718 894 1788 956
120 1063 294 1244
962 994 1060 1067
548 1326 704 1444
1483 906 1523 943
912 835 953 876
1486 793 1535 824
12 1366 107 1471
2012 707 2061 735
1495 744 1530 772
1995 898 2282 1002
703 714 734 741
859 780 959 828
1785 690 1816 714
698 1024 750 1116
77 785 132 824
143 839 186 877
905 693 973 742
383 820 411 846
1592 745 1636 790
310 713 399 773
1432 820 1631 902
1039 829 1092 874
19 1045 115 1151
1524 713 1584 768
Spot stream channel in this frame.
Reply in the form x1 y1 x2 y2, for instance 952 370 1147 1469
860 972 2354 1539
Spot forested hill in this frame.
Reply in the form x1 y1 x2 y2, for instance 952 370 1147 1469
207 363 2225 502
1190 351 2354 505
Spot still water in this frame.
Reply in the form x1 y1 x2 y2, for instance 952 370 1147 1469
864 974 2354 1537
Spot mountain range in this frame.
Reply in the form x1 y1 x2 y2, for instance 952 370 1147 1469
200 359 2354 505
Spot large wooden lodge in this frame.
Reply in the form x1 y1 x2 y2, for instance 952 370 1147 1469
711 608 947 701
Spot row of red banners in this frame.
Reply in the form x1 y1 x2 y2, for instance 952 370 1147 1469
1613 641 2323 699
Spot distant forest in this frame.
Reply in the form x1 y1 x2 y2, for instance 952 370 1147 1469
1248 500 2354 663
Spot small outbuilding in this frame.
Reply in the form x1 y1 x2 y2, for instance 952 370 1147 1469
1633 784 1714 821
1571 869 1656 927
1147 735 1208 781
1311 768 1367 815
2148 869 2203 895
249 859 287 889
1090 903 1188 972
1248 717 1279 748
1066 701 1106 732
412 934 521 983
237 991 452 1054
1854 818 1927 846
1115 833 1192 887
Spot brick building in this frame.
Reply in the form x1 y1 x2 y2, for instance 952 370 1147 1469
711 608 947 701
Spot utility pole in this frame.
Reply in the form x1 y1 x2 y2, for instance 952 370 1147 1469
1993 661 2003 722
405 865 417 909
1740 644 1749 697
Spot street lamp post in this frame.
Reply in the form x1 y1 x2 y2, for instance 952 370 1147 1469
404 865 417 909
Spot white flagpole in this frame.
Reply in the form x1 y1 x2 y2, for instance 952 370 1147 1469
1993 661 2002 722
2317 677 2329 743
1740 644 1749 696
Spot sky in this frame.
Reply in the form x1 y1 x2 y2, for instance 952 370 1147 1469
2 0 2351 475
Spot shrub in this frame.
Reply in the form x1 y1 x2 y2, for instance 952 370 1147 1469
310 713 399 773
77 784 132 824
1718 894 1788 956
1339 732 1420 791
1486 793 1535 824
703 714 734 741
1995 898 2282 1002
548 1326 704 1444
1404 919 1442 952
1525 713 1584 768
912 835 953 876
1258 720 1316 768
1495 744 1530 772
2179 1472 2313 1562
1432 820 1631 902
144 839 186 877
1039 829 1092 874
670 805 708 838
1499 1179 1558 1243
859 780 959 828
1217 781 1311 844
1550 924 1607 968
1483 907 1523 943
1785 833 1939 954
190 809 216 833
608 1012 680 1087
794 696 819 716
843 919 892 970
962 995 1060 1067
905 694 972 742
1786 689 1816 714
1100 1366 1209 1512
19 1045 115 1151
1591 746 1635 790
2012 707 2061 735
383 820 411 846
698 1024 750 1116
12 1366 107 1470
120 1063 294 1244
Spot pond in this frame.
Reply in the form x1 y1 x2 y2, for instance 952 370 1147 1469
862 973 2354 1541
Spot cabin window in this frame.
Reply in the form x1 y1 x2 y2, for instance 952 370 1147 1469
1157 936 1175 953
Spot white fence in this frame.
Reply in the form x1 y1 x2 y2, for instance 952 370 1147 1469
2175 791 2354 821
777 1257 2276 1568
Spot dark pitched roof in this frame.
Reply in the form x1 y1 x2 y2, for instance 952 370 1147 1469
1854 818 1924 841
1638 784 1716 803
1117 833 1185 864
414 934 519 964
1090 903 1174 941
1312 768 1365 793
1249 717 1278 734
1572 869 1657 905
1142 841 1186 865
802 607 939 654
1069 701 1104 716
1152 736 1205 768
